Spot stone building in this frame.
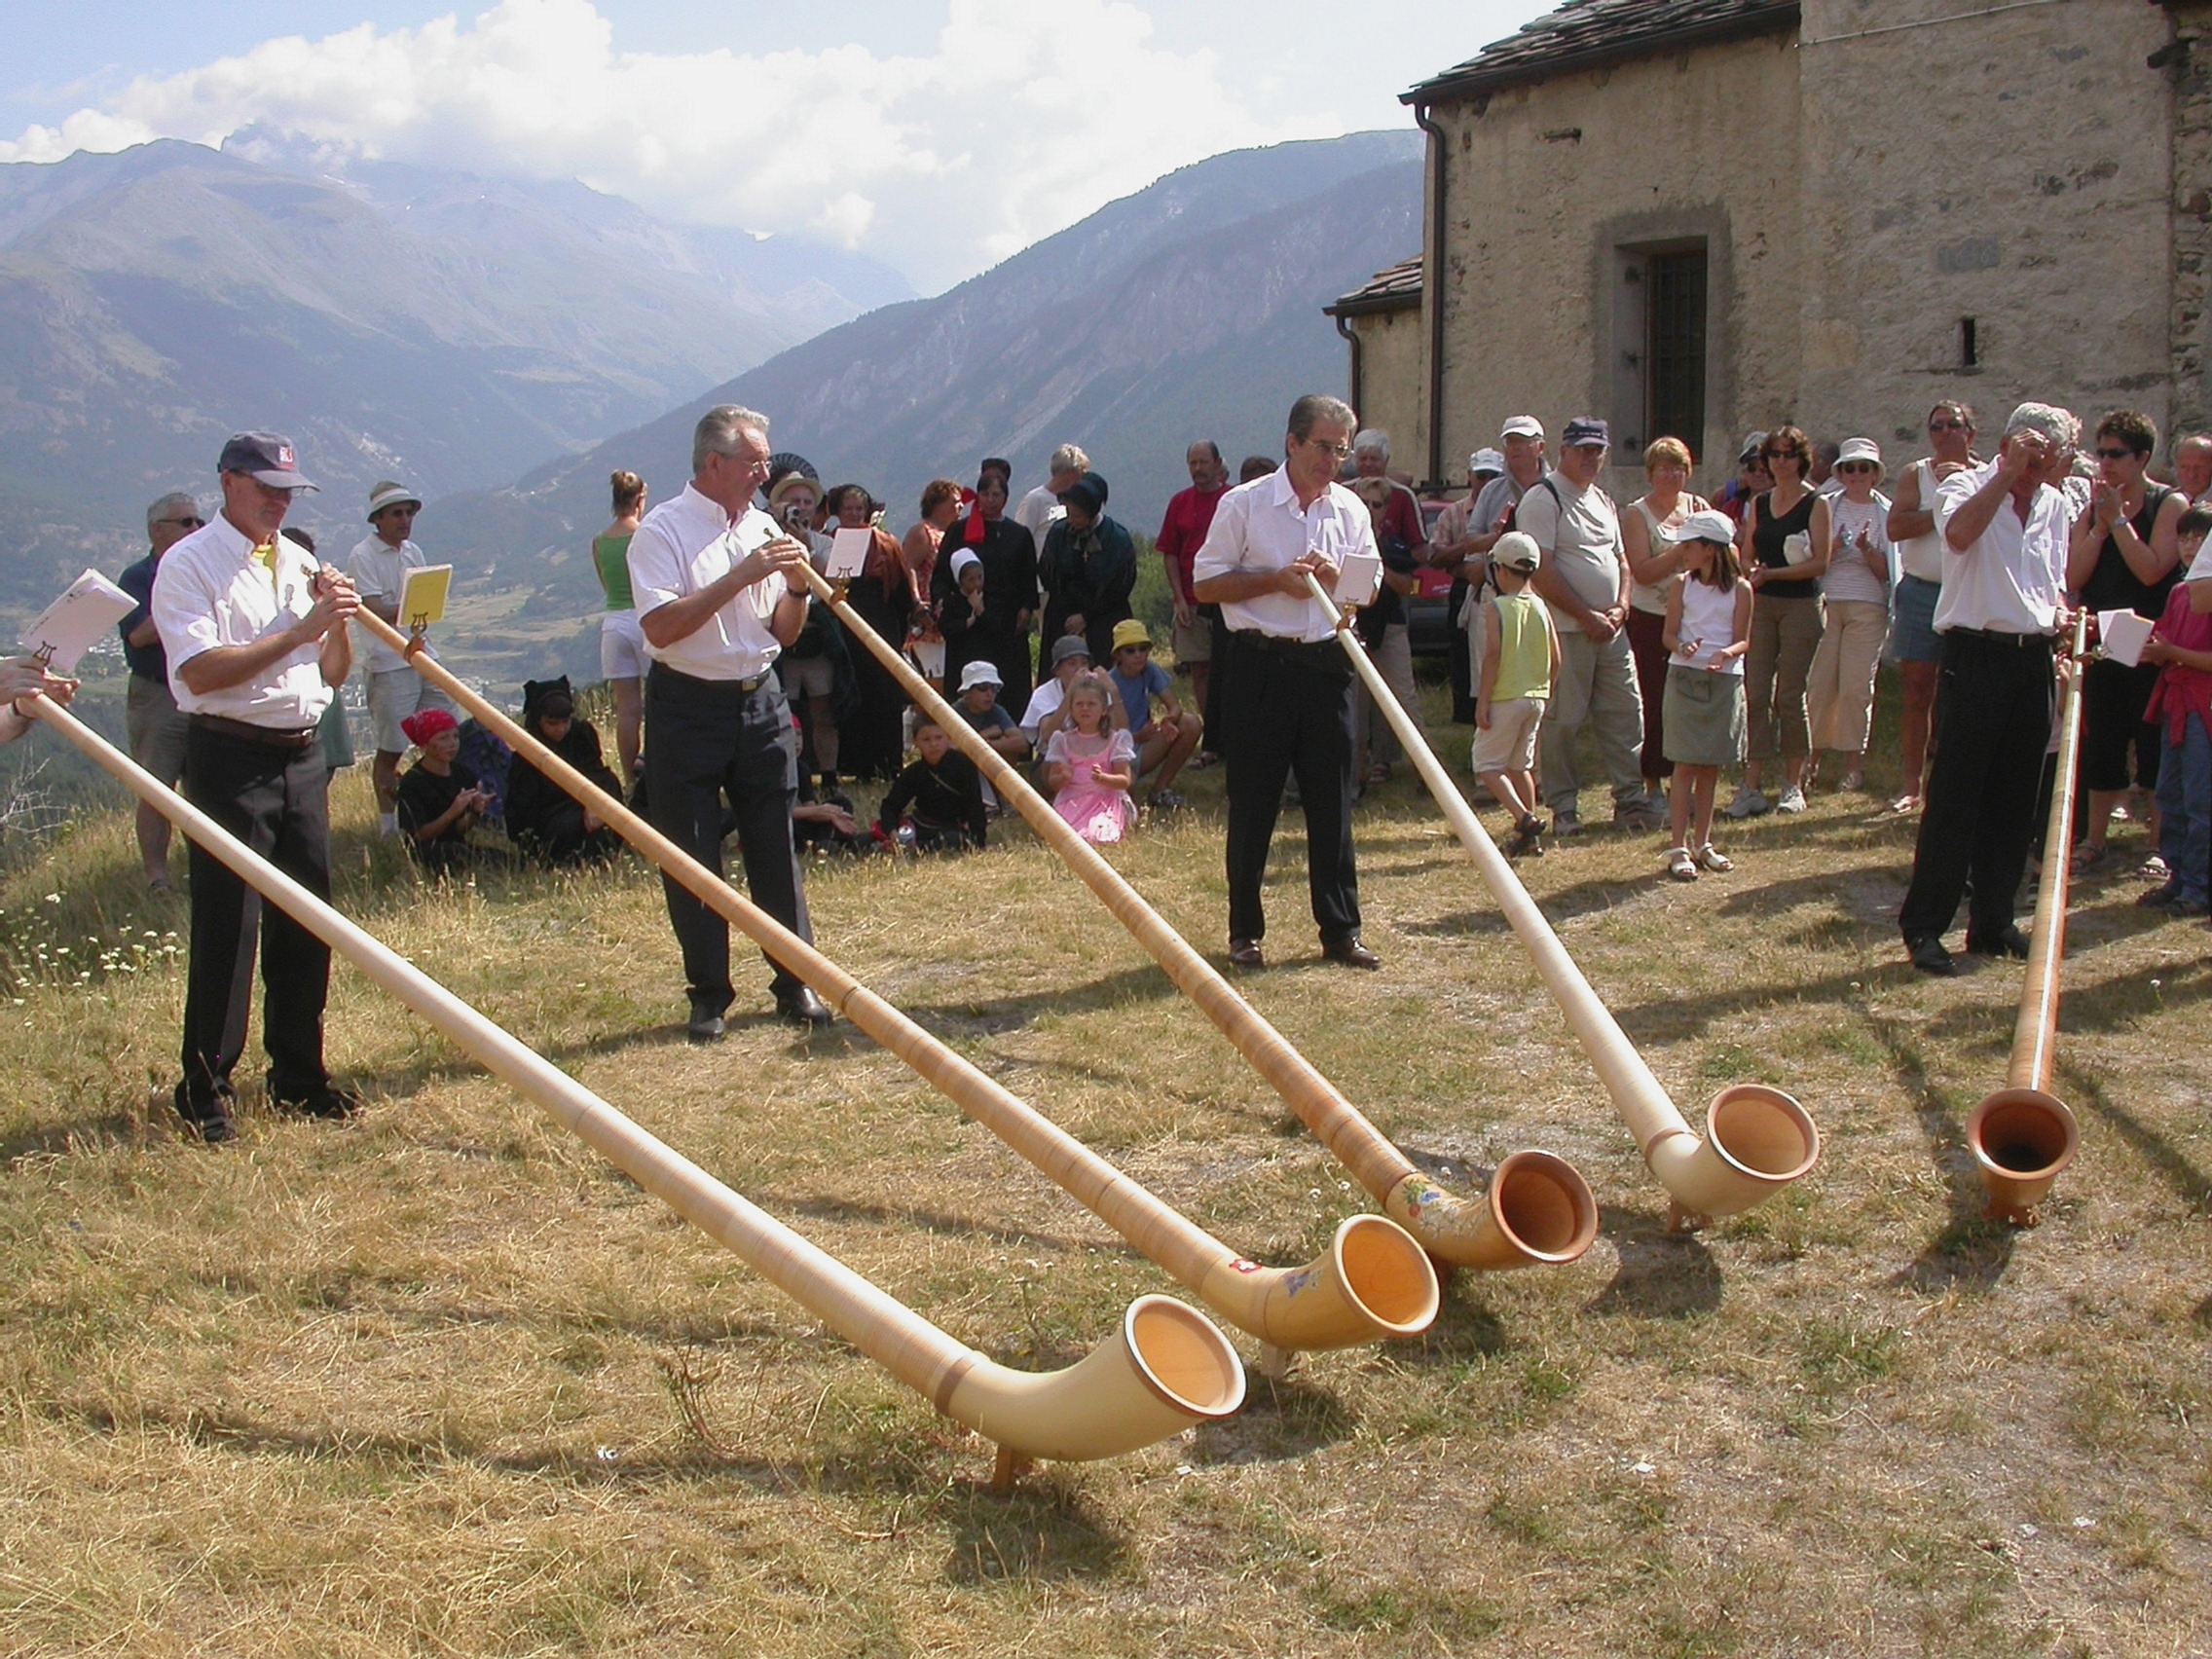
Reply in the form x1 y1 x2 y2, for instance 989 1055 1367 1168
1331 0 2212 498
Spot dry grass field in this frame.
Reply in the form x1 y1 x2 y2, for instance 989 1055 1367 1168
2 676 2208 1657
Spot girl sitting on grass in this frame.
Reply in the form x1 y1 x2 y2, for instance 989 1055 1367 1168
1661 510 1753 881
1045 672 1136 844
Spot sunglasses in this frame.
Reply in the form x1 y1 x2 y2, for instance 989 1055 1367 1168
1761 448 1800 462
1837 462 1878 475
159 515 205 529
1929 419 1969 432
2093 447 2137 461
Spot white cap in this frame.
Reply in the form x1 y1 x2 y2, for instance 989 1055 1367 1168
1500 416 1544 440
957 659 1003 690
1493 531 1542 572
1469 448 1506 477
1677 509 1738 546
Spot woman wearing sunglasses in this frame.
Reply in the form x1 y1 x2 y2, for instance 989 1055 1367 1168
1726 425 1830 817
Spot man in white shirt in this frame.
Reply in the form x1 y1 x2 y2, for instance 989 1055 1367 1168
151 431 361 1142
1899 402 2079 977
1193 393 1381 971
629 404 825 1036
1014 443 1088 558
348 480 458 835
1518 418 1660 832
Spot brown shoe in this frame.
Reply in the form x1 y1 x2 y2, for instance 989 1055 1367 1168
1321 936 1382 971
1228 939 1264 969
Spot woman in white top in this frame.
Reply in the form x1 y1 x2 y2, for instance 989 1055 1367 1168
1883 402 1977 812
1622 436 1712 811
1806 437 1896 792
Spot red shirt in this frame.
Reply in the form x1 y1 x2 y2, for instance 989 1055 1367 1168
1157 483 1230 599
2146 582 2212 743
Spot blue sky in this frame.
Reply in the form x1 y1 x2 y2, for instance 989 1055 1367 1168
3 1 1553 291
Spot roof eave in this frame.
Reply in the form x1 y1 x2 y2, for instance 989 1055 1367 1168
1324 291 1422 318
1401 2 1802 107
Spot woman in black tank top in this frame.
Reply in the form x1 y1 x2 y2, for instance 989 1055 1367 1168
1726 426 1832 818
2064 410 2188 868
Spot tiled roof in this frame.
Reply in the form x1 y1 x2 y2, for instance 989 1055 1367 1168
1405 0 1800 104
1325 256 1423 316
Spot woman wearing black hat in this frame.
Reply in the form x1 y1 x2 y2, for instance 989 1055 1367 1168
1038 471 1136 667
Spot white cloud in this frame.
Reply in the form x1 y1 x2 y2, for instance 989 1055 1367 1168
0 0 1342 291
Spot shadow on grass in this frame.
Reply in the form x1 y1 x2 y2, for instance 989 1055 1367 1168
891 964 1178 1037
0 1108 151 1162
2059 1057 2212 1216
764 1190 1118 1256
940 1480 1130 1584
1865 1008 2019 1292
1584 1204 1722 1319
1189 1372 1356 1466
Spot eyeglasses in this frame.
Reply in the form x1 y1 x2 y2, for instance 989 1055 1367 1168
1302 437 1355 460
158 516 205 529
2093 447 2136 461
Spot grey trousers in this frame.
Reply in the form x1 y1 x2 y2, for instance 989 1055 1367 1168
1539 626 1646 817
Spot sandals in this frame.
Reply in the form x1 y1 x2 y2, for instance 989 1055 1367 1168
1694 843 1734 873
2069 842 2110 875
1666 846 1698 882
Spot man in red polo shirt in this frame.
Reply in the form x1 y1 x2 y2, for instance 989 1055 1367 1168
1158 439 1232 761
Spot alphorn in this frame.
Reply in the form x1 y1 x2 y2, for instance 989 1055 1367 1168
1300 571 1819 1230
361 610 1439 1360
1964 609 2087 1226
793 562 1598 1272
26 693 1246 1476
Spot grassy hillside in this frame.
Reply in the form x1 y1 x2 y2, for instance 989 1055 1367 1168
0 672 2206 1656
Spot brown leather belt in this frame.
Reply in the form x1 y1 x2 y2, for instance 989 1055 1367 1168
189 713 319 750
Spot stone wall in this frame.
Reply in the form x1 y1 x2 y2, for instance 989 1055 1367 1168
1346 307 1427 471
1796 0 2179 459
2165 0 2212 439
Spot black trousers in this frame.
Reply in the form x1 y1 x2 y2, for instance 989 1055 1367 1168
1447 576 1478 724
180 722 332 1116
1222 633 1360 944
1899 630 2054 943
645 664 811 1010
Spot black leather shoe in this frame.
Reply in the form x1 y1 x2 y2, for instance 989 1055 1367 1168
1322 936 1382 971
1964 925 2032 959
174 1084 237 1144
1227 939 1264 969
276 1087 361 1122
686 998 728 1043
775 985 834 1027
1904 934 1957 977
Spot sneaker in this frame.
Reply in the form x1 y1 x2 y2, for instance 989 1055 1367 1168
1666 846 1698 882
2136 882 2184 909
1774 786 1808 814
275 1087 362 1122
1551 811 1584 837
1613 801 1665 832
1148 790 1186 814
2170 898 2212 919
1694 843 1734 872
1723 786 1769 820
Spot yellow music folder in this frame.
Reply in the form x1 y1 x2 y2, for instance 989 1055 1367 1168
397 565 453 630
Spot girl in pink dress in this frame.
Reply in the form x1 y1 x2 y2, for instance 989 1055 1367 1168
1045 673 1137 844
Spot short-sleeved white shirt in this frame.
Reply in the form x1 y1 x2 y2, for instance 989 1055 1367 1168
1192 468 1379 644
625 484 790 682
151 512 334 728
1931 461 2069 635
348 532 428 674
1515 470 1625 622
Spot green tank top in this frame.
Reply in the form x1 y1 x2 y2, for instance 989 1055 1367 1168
594 533 635 610
1490 590 1552 703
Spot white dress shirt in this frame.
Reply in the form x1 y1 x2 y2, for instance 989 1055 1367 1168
1932 461 2069 635
1192 468 1380 644
151 512 335 728
626 484 790 681
348 532 432 674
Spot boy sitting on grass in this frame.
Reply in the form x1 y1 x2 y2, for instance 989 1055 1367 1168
1106 618 1201 813
1474 532 1560 859
874 713 988 853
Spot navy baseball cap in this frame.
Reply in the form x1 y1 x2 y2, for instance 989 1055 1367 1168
1561 418 1610 449
218 431 318 491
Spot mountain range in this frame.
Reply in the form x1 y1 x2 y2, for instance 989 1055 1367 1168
422 129 1423 686
0 132 909 615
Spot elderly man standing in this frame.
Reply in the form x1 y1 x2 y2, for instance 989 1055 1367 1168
151 432 361 1142
115 490 205 889
2170 432 2212 502
1518 418 1661 833
1014 443 1088 558
630 405 828 1036
1158 440 1231 742
349 480 457 837
1899 403 2080 977
1194 394 1381 971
